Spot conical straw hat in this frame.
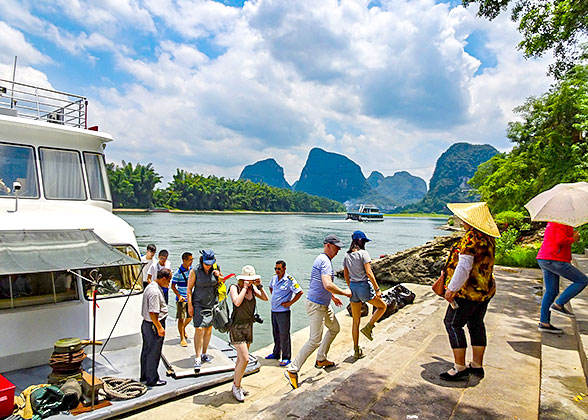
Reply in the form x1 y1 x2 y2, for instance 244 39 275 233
447 202 501 238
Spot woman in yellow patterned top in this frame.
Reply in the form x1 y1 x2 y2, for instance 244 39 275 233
439 202 500 381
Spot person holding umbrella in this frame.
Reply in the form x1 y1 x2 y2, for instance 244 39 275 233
525 182 588 334
536 223 588 333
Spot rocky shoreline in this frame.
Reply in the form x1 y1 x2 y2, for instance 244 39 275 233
336 234 460 285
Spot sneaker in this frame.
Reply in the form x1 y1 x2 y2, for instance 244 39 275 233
538 323 564 334
201 353 213 363
360 324 374 341
354 346 365 360
284 370 298 389
232 383 245 402
439 368 470 381
279 359 291 367
315 359 335 369
550 303 575 318
265 353 278 359
194 359 202 371
467 363 485 378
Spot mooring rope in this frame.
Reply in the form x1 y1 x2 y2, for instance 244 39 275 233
100 377 148 400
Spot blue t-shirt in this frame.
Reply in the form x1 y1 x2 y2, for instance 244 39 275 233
171 265 191 302
307 253 334 306
269 272 303 312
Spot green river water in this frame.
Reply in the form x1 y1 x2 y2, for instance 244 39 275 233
119 212 449 352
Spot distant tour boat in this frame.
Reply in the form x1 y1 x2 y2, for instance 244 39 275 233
346 204 384 222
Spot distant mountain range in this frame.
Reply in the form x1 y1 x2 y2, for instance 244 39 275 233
239 142 499 213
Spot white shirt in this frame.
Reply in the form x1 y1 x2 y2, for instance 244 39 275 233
147 260 171 282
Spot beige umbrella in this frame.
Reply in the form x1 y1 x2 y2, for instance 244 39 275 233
524 182 588 227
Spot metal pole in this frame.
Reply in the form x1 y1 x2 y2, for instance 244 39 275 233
10 56 17 109
91 289 97 411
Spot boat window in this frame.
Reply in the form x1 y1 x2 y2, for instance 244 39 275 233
40 147 87 200
0 271 79 310
83 152 111 201
82 245 143 300
0 143 39 198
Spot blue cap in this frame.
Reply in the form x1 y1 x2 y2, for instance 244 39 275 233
200 249 216 265
352 231 371 242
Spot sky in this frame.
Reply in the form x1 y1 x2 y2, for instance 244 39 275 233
0 0 554 187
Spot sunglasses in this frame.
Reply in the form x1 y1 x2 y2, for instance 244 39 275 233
274 267 283 271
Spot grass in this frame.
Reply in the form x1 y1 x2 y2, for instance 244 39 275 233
384 213 448 218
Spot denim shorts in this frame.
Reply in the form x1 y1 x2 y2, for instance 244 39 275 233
350 281 376 303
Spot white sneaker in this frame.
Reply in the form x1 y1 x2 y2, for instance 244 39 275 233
194 358 202 371
232 383 245 402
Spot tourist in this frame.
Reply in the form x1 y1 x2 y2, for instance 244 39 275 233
265 260 303 367
187 250 221 371
171 252 194 347
140 268 172 387
537 222 588 333
439 202 499 381
141 244 156 289
285 234 352 389
147 249 171 303
229 265 269 402
343 231 387 360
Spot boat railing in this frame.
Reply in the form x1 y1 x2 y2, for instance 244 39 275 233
0 79 87 128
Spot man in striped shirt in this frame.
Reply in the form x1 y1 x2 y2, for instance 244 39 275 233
171 252 194 347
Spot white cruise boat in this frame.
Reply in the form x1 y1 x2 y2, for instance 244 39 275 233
0 79 144 371
0 79 258 419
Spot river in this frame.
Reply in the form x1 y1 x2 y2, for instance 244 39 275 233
118 213 449 351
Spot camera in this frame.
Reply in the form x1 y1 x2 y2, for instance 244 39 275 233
253 313 264 324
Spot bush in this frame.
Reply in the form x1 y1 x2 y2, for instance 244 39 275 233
495 243 540 268
572 225 588 254
494 211 528 230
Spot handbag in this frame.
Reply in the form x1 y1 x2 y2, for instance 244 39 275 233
211 297 232 333
432 271 446 297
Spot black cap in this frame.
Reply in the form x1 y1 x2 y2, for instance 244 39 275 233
323 234 344 248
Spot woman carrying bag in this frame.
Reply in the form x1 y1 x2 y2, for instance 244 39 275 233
439 202 499 381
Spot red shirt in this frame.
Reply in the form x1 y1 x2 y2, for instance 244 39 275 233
536 222 575 262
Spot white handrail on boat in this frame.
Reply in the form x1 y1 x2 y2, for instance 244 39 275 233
0 78 87 128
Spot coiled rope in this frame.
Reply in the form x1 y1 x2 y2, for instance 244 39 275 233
100 377 148 400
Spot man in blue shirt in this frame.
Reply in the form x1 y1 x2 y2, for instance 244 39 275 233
266 260 303 367
285 234 352 389
171 252 193 347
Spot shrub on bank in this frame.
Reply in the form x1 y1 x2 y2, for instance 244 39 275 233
495 243 540 268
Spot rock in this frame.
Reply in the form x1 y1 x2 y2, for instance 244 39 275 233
337 234 460 285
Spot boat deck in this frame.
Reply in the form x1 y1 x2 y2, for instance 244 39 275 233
4 332 259 419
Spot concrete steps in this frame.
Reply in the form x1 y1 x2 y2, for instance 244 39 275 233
539 255 588 419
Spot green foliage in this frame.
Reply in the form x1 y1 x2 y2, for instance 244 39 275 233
494 211 529 230
469 64 588 214
495 226 539 267
462 0 588 77
153 169 345 213
106 161 162 208
572 225 588 254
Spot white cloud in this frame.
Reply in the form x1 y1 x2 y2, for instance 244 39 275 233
6 0 557 188
0 22 51 68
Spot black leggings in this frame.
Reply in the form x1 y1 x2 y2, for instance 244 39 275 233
444 298 490 349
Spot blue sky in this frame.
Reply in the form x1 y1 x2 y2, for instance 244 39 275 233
0 0 553 186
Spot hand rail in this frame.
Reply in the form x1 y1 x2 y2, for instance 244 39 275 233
0 79 87 129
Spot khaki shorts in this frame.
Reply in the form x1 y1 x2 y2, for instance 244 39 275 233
176 301 190 319
229 323 253 344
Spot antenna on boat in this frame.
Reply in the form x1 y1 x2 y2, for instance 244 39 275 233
10 56 17 109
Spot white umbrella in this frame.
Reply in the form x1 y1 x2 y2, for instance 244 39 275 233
524 182 588 227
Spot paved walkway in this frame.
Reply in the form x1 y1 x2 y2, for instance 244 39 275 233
123 268 558 420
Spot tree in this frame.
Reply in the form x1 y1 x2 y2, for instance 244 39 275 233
463 0 588 77
106 161 162 208
469 63 588 212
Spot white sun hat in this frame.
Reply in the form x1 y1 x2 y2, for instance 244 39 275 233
447 202 501 238
237 265 261 281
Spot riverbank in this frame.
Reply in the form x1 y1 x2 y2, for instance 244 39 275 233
114 208 345 215
384 212 448 218
124 267 582 419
